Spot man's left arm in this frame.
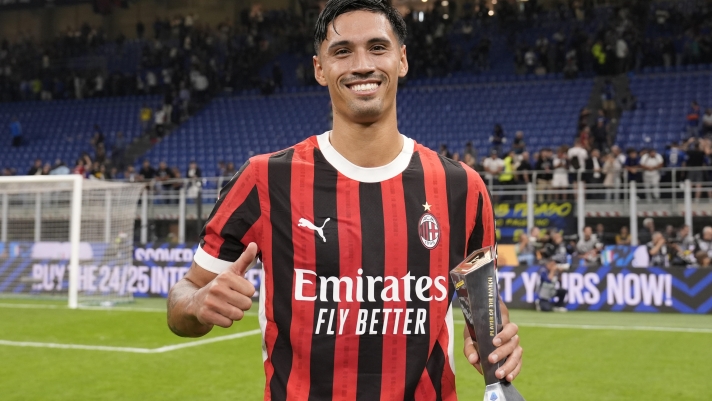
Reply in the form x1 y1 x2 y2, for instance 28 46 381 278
462 175 523 382
463 300 522 382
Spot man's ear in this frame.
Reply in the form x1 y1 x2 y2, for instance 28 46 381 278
313 55 328 87
398 45 409 78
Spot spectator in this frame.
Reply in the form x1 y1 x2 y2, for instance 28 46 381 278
482 149 503 186
186 159 203 198
683 140 711 201
49 160 70 175
567 138 588 181
27 158 42 175
516 231 536 266
677 225 696 250
41 163 51 175
686 101 701 138
139 159 156 181
616 226 632 245
8 116 22 147
591 118 609 152
140 104 152 133
490 123 506 155
155 161 175 201
535 148 553 201
602 152 622 201
695 251 711 268
499 150 516 187
665 142 685 185
640 218 655 245
73 159 86 176
124 165 139 182
702 108 712 136
576 226 600 264
595 223 614 245
647 232 669 267
516 151 532 187
111 131 127 170
511 131 526 154
694 226 712 260
154 106 166 138
542 230 569 265
438 143 452 158
624 148 641 184
551 146 569 200
584 148 603 196
640 147 663 201
536 259 568 312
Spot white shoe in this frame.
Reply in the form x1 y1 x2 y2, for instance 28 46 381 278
553 307 568 312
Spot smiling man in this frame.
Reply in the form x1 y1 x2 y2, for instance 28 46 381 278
166 0 522 400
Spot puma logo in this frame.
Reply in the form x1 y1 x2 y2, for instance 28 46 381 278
297 217 331 243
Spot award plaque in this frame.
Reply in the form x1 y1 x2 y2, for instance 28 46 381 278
450 246 525 401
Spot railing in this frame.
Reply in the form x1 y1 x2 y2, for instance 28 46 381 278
127 166 712 243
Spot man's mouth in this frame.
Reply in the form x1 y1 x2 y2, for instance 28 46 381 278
345 81 381 94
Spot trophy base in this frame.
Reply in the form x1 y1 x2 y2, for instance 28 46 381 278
484 382 526 401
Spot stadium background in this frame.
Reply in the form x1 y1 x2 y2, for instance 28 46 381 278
1 0 712 400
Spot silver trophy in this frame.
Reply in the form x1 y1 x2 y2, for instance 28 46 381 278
450 246 525 401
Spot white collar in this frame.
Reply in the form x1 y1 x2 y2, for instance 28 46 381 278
316 131 414 183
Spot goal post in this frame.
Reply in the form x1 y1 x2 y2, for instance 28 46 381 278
0 175 143 308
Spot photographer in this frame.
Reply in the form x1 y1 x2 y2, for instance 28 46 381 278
647 232 669 267
576 226 601 265
541 230 570 265
536 259 568 312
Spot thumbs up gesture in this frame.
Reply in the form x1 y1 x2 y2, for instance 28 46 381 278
192 242 259 328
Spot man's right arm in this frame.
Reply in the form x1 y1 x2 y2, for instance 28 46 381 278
167 242 258 338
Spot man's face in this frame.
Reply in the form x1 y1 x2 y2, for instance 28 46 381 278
584 227 592 238
314 11 408 125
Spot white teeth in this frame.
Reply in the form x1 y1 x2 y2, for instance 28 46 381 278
350 83 378 92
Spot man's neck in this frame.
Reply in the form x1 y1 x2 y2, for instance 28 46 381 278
329 115 403 168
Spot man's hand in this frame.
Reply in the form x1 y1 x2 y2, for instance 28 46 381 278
463 316 523 382
190 242 258 329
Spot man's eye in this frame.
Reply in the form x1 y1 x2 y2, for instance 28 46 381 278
372 45 386 51
335 49 349 55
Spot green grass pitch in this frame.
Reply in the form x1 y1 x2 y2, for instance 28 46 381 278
1 298 711 400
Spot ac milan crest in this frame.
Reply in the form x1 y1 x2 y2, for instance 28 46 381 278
419 213 440 249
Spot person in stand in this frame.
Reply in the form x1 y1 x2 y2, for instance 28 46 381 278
9 116 22 147
536 259 568 312
166 1 523 399
616 226 632 245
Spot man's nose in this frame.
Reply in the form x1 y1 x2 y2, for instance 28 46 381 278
350 48 376 75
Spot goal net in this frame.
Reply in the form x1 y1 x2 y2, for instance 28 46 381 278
0 175 143 308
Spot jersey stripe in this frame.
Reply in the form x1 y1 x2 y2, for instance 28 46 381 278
286 146 316 400
254 155 276 401
356 182 384 401
201 160 258 260
402 153 432 401
380 174 409 401
308 150 340 401
420 149 451 401
267 149 296 401
332 173 362 401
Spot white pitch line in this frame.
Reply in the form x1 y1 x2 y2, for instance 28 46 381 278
0 329 262 353
0 303 259 316
453 319 712 334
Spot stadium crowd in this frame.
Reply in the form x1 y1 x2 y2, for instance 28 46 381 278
0 0 711 103
516 220 712 269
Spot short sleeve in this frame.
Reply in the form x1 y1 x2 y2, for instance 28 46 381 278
194 160 262 274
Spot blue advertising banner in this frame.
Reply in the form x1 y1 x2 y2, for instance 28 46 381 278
497 264 712 314
2 242 710 313
493 202 576 243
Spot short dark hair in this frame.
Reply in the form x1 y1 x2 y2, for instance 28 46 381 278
313 0 407 55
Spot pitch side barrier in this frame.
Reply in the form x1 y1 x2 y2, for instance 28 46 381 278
2 242 711 314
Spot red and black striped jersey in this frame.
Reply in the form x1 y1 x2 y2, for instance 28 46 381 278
194 132 496 401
